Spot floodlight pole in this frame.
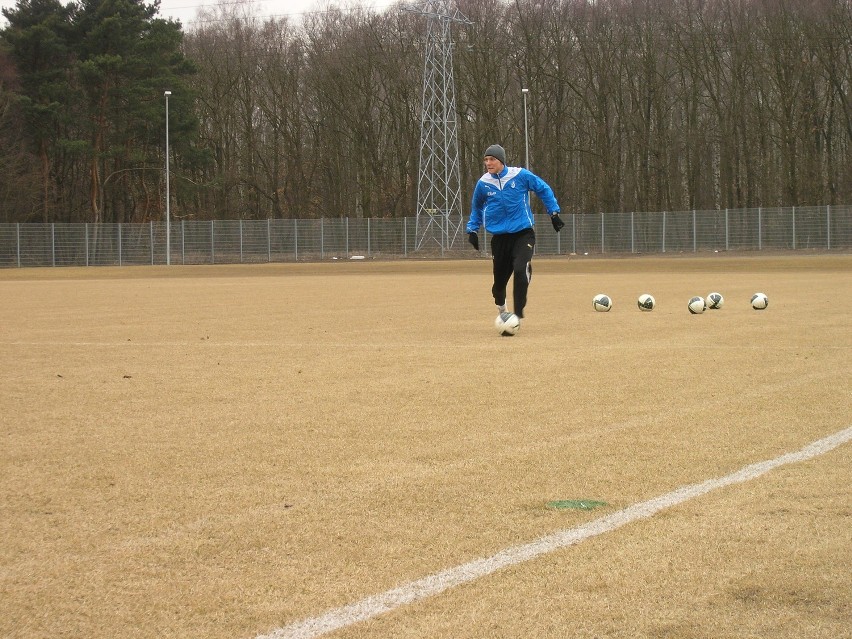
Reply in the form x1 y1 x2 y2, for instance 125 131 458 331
522 88 531 209
522 88 530 169
164 90 172 266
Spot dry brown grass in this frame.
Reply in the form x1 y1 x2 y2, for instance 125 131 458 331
1 254 850 639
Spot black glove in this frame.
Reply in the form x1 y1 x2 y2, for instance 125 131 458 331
468 232 480 251
550 213 565 232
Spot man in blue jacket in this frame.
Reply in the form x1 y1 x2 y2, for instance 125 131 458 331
466 144 564 324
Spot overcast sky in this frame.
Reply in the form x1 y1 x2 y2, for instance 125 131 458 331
0 0 404 28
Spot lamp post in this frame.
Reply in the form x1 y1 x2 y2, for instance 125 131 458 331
164 90 172 266
521 88 530 169
522 88 531 210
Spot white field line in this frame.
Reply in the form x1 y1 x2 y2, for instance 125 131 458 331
256 425 852 639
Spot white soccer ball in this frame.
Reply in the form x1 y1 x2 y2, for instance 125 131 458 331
637 293 655 311
593 294 612 312
495 311 520 336
751 292 769 310
707 292 724 309
688 296 706 314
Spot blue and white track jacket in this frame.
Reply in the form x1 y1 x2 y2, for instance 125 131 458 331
466 166 560 235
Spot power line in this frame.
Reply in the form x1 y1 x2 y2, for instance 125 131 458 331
160 0 402 25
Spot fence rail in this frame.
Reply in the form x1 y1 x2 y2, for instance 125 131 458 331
1 206 849 268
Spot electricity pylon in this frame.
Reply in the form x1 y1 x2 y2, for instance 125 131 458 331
403 0 471 252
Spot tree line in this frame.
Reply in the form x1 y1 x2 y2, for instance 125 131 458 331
0 0 849 224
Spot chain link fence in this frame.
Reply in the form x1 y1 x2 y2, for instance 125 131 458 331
1 205 848 268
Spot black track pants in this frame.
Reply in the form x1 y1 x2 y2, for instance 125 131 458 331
490 228 536 318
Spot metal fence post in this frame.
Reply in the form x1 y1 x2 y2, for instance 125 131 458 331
368 218 372 256
294 218 298 261
52 223 55 267
211 220 215 265
827 205 831 249
85 222 89 267
345 217 350 256
320 217 324 259
725 208 729 251
572 213 576 254
16 223 20 267
758 207 762 250
267 218 271 263
182 220 186 264
601 213 605 254
792 206 796 250
118 223 122 266
240 219 244 263
404 217 408 257
662 211 667 253
692 209 696 252
150 221 154 265
556 218 561 254
630 211 636 253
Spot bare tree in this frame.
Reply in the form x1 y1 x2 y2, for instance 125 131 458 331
2 0 850 223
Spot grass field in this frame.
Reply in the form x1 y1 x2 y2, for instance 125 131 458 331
1 254 850 639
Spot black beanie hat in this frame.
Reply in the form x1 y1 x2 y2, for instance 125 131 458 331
484 144 506 165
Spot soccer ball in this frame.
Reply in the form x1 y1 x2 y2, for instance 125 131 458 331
495 311 520 336
593 294 612 312
637 293 655 311
751 292 769 310
688 296 706 314
707 292 724 309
